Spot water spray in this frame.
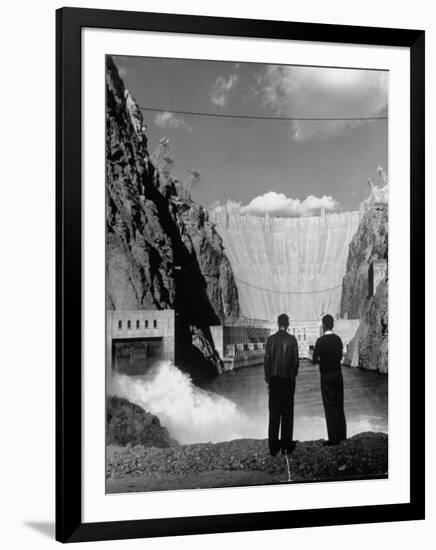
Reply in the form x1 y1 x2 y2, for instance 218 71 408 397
111 361 259 444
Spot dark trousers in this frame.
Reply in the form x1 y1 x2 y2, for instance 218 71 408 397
321 370 347 443
268 376 296 455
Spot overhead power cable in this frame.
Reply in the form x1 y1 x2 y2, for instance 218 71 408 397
234 276 342 295
139 105 388 122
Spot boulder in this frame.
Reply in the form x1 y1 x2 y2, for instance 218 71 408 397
106 396 178 448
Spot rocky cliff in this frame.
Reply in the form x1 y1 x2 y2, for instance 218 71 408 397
106 56 239 376
340 204 388 318
341 204 388 373
344 278 388 373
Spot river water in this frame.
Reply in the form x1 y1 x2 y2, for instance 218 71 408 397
199 361 388 442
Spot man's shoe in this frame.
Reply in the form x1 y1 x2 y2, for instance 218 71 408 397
322 440 340 447
269 442 281 456
281 441 297 454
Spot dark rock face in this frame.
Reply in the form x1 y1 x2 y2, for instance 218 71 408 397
341 204 388 319
106 56 239 376
106 396 178 448
341 204 388 373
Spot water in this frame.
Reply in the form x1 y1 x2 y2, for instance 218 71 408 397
112 362 257 445
111 360 387 445
199 360 388 442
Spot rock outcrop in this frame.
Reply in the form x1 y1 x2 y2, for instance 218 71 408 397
344 278 388 372
106 396 178 448
341 204 388 372
106 56 239 376
341 204 388 318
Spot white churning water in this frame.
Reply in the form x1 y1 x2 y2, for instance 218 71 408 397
110 360 387 445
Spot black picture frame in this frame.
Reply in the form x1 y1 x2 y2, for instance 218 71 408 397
56 6 425 543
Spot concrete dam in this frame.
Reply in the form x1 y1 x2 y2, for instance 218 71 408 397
211 210 361 322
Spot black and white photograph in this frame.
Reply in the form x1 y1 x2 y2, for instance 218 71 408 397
0 1 430 547
105 54 389 493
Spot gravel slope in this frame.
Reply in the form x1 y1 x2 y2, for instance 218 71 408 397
106 431 387 493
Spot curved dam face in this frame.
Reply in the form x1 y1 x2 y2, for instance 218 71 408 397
211 211 361 321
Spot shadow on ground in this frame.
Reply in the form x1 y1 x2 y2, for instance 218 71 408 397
24 521 54 539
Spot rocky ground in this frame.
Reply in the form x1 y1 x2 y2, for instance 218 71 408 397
106 432 388 493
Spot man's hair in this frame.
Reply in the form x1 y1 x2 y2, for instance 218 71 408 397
322 314 334 330
277 313 289 328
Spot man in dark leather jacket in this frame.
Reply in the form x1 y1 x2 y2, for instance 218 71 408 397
264 313 299 456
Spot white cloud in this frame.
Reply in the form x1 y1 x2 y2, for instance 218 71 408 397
239 191 339 217
118 66 127 78
255 65 388 141
154 111 191 131
210 73 239 107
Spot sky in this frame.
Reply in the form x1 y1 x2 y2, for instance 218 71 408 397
112 55 388 215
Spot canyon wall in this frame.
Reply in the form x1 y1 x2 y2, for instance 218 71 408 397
106 56 239 376
340 204 388 318
343 278 388 372
212 211 360 321
341 204 388 372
